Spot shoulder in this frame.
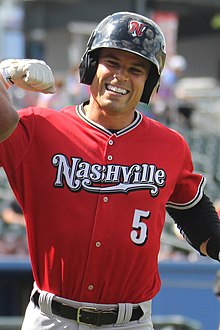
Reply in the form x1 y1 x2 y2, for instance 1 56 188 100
17 106 77 121
60 105 77 117
141 114 187 147
17 106 58 118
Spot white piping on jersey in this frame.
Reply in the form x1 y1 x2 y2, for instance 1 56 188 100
76 103 143 137
166 176 207 210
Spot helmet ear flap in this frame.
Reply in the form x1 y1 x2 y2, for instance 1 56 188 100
79 50 99 85
79 29 99 85
140 65 160 104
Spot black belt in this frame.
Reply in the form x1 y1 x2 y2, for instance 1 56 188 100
32 291 143 326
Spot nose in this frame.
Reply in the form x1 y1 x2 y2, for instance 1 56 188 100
113 68 128 81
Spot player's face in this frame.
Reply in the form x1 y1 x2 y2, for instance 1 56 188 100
89 48 150 115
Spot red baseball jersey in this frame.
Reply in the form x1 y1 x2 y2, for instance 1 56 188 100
0 104 205 304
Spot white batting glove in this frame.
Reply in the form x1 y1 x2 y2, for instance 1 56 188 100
0 59 56 93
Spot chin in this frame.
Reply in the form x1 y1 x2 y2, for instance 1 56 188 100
102 103 123 113
102 98 127 110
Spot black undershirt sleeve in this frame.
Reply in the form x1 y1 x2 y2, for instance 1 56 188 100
166 194 220 257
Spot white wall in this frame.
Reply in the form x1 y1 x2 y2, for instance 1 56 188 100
178 34 220 80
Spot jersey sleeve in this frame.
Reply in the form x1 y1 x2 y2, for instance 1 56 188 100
0 107 35 173
166 136 206 210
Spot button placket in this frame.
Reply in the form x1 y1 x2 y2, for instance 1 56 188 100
107 138 114 161
82 137 116 298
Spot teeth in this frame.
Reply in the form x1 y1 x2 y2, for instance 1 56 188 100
106 84 128 95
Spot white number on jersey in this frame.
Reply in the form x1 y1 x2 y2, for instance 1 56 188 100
130 209 150 245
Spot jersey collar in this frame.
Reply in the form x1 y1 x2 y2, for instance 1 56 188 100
76 102 143 137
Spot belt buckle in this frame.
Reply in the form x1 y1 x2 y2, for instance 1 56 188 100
77 306 97 325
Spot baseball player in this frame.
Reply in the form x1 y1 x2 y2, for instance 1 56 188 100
0 12 220 330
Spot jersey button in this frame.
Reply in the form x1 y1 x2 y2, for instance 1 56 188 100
95 241 101 247
88 285 94 291
108 140 114 145
103 197 108 202
107 155 113 161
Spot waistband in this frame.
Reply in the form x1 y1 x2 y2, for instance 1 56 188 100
31 285 152 326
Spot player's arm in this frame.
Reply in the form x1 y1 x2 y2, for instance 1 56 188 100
166 194 220 261
0 81 19 142
0 59 56 142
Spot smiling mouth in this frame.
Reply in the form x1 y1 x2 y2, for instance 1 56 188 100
106 84 129 95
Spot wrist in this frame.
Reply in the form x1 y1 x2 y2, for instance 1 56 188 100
206 233 220 261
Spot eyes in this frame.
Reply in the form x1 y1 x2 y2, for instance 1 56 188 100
101 57 147 76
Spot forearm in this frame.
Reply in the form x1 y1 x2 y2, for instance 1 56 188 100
0 80 19 142
167 194 220 261
0 58 55 142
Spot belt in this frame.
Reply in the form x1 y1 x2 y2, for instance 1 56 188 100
32 291 143 326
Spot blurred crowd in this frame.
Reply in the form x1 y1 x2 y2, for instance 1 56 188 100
139 54 196 131
0 198 28 256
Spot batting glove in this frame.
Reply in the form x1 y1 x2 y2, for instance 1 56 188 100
0 59 56 93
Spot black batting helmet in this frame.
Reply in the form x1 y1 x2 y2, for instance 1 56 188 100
79 11 166 104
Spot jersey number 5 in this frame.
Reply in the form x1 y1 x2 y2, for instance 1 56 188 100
130 209 150 245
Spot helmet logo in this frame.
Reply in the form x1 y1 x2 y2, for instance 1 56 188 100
128 20 146 37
